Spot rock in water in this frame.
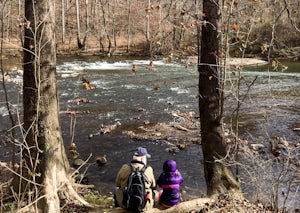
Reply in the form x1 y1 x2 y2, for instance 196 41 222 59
73 158 85 167
96 155 107 166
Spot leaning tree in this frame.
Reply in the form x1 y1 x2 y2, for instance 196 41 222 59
14 0 89 212
198 0 240 196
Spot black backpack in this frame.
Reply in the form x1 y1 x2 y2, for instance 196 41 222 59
123 164 147 212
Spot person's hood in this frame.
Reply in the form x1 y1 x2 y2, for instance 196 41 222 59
163 159 177 172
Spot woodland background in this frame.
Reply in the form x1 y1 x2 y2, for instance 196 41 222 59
1 0 300 59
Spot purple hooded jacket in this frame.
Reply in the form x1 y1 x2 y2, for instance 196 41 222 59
157 160 184 207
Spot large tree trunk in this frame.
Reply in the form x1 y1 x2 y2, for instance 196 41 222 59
16 0 88 212
198 0 239 196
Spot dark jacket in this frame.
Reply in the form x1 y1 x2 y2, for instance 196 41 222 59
157 160 184 207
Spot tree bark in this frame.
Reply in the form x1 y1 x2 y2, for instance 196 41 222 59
126 0 131 53
100 0 112 54
76 0 87 49
198 0 239 196
16 0 89 212
145 0 151 53
61 0 65 43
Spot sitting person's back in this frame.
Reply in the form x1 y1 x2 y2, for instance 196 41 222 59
115 147 156 211
157 159 184 208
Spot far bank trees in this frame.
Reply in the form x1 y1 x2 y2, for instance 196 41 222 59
0 0 299 58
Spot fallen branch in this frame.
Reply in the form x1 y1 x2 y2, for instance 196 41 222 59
171 124 191 132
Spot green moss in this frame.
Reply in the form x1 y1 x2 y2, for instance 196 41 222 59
83 191 114 208
2 202 16 212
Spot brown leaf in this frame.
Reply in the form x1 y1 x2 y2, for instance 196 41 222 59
132 64 137 73
153 85 160 90
145 7 151 13
25 21 31 29
232 23 239 31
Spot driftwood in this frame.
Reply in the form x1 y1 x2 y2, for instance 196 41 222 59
148 197 214 213
171 124 191 132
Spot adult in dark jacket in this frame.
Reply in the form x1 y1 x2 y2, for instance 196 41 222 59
157 159 184 208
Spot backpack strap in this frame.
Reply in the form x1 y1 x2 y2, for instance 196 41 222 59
130 161 147 172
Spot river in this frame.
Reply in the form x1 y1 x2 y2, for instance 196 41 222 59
0 55 299 209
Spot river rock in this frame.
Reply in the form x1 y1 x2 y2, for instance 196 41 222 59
249 143 265 151
73 158 85 167
96 155 107 166
168 146 180 153
176 143 187 150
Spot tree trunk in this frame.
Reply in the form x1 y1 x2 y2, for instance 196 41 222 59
198 0 239 196
76 0 87 49
145 0 151 53
16 0 88 212
126 0 131 53
100 0 112 54
61 0 65 43
111 0 117 53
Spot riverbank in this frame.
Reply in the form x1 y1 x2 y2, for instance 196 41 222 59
0 160 270 212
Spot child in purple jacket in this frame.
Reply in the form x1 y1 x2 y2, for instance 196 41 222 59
157 159 184 208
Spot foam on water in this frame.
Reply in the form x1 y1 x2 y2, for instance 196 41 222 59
0 106 9 117
0 105 18 117
170 86 190 94
56 59 183 73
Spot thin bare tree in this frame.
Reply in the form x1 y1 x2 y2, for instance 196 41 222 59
100 0 112 54
126 0 131 53
75 0 88 49
61 0 66 43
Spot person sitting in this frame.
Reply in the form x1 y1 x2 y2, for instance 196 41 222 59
157 159 184 208
115 147 156 211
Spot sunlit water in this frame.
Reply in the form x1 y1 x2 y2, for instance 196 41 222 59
0 56 299 209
